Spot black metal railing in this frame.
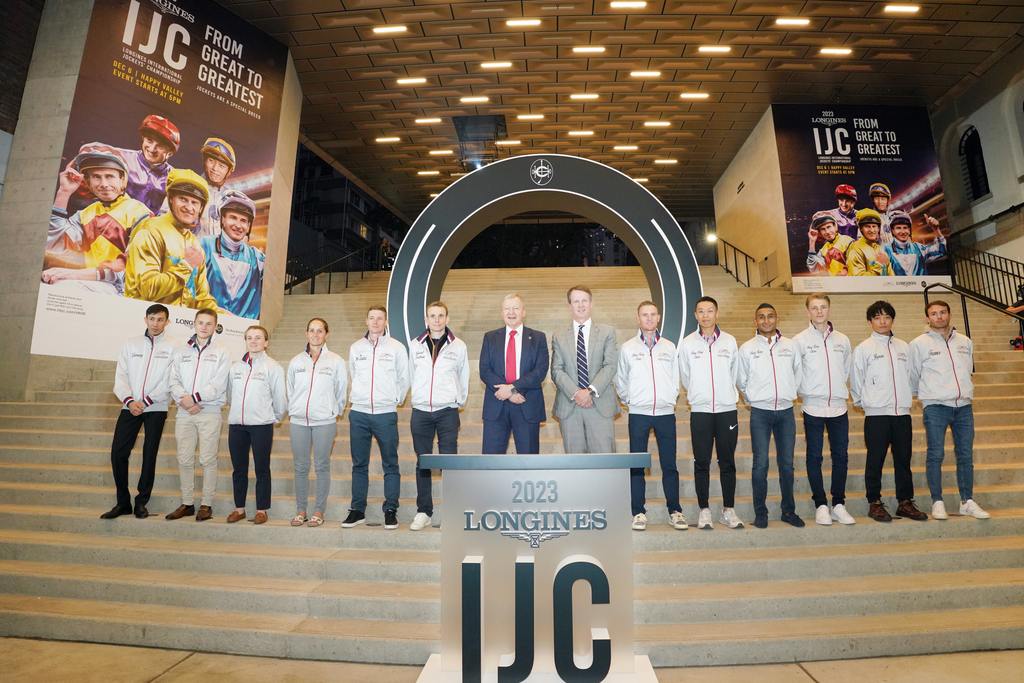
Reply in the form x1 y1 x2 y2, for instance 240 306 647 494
285 245 373 294
717 238 756 287
948 241 1024 309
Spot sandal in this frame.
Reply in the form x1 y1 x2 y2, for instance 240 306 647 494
290 513 308 527
307 514 324 527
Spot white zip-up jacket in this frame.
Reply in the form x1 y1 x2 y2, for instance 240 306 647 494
113 331 174 412
168 335 230 414
227 352 286 426
348 334 410 415
851 332 913 416
738 331 802 411
793 322 852 417
409 328 470 412
287 345 348 427
678 327 740 413
909 328 974 408
615 331 679 416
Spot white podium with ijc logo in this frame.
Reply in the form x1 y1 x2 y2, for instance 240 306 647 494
417 454 658 683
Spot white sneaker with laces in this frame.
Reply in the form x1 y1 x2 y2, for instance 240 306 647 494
959 499 991 519
719 508 743 529
830 504 856 525
410 512 432 531
697 507 714 530
669 511 688 530
632 513 647 531
931 500 948 520
814 505 832 526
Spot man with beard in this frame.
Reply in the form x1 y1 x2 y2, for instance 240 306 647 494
199 190 264 318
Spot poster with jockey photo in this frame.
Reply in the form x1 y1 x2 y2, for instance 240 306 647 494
772 104 952 293
31 0 287 361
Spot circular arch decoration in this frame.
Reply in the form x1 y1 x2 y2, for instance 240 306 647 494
386 154 703 346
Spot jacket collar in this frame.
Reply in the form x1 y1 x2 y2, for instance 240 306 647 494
187 334 212 351
416 327 455 343
306 343 329 358
756 329 782 344
808 321 834 336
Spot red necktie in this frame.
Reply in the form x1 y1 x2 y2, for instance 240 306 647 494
505 330 517 383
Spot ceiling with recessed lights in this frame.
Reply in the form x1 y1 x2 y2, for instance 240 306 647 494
217 0 1024 220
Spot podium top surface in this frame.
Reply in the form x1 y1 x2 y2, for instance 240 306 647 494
419 453 651 470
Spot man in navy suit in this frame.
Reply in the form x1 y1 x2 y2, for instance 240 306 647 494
480 293 549 454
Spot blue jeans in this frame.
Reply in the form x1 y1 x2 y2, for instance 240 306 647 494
628 413 681 516
923 404 975 503
802 412 849 508
750 407 796 518
349 410 400 513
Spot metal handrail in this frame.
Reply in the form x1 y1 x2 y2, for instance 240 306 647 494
717 238 756 287
948 200 1024 239
922 281 1024 345
285 245 373 294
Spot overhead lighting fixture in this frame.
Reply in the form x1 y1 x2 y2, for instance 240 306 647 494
375 136 400 143
429 193 439 197
572 46 606 54
679 92 710 100
610 1 647 8
884 4 920 13
517 113 545 121
506 18 541 27
415 117 441 124
698 45 731 54
820 47 853 56
417 170 440 176
570 93 599 100
634 177 649 183
775 17 810 27
429 149 454 156
495 139 522 146
654 158 677 164
568 130 594 136
613 145 638 151
630 70 662 78
706 232 718 244
397 77 427 85
460 96 489 103
644 121 671 128
373 25 407 34
481 61 513 69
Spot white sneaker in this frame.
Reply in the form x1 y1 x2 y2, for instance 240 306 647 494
719 508 743 529
697 508 713 530
815 505 832 526
931 500 948 520
632 513 647 531
959 499 991 519
669 511 688 530
830 504 856 525
410 512 432 531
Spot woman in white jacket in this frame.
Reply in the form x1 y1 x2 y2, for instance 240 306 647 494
287 318 347 527
226 325 286 525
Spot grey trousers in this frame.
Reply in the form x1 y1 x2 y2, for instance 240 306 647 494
290 422 336 514
558 408 617 454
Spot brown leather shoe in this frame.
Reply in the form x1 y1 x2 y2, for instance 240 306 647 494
252 511 268 525
896 499 928 521
868 501 892 522
196 505 212 522
165 504 195 520
226 510 246 523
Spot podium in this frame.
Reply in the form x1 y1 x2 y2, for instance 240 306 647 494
417 454 658 683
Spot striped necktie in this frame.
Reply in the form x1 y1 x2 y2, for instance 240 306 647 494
576 325 589 390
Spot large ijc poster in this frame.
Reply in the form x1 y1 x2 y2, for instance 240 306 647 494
31 0 287 360
773 104 952 293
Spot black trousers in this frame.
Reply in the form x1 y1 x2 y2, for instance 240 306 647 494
411 407 460 516
229 423 274 510
864 415 914 503
110 409 168 510
690 411 738 508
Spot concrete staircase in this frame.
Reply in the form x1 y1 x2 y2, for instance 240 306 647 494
1 265 1022 667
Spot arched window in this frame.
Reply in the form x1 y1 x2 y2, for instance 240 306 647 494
958 126 990 202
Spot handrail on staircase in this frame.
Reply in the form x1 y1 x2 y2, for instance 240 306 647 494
285 245 373 294
717 238 757 287
922 281 1024 347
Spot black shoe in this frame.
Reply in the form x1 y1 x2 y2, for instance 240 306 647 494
134 505 150 519
340 510 365 528
384 510 399 530
100 505 132 520
781 512 806 528
753 513 768 529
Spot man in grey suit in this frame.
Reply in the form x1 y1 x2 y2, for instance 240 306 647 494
551 285 619 453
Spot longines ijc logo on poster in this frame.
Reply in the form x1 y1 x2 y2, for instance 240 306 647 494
529 158 554 186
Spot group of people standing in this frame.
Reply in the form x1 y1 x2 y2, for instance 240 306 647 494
100 286 989 532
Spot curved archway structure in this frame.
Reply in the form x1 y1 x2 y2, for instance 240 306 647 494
387 154 703 346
